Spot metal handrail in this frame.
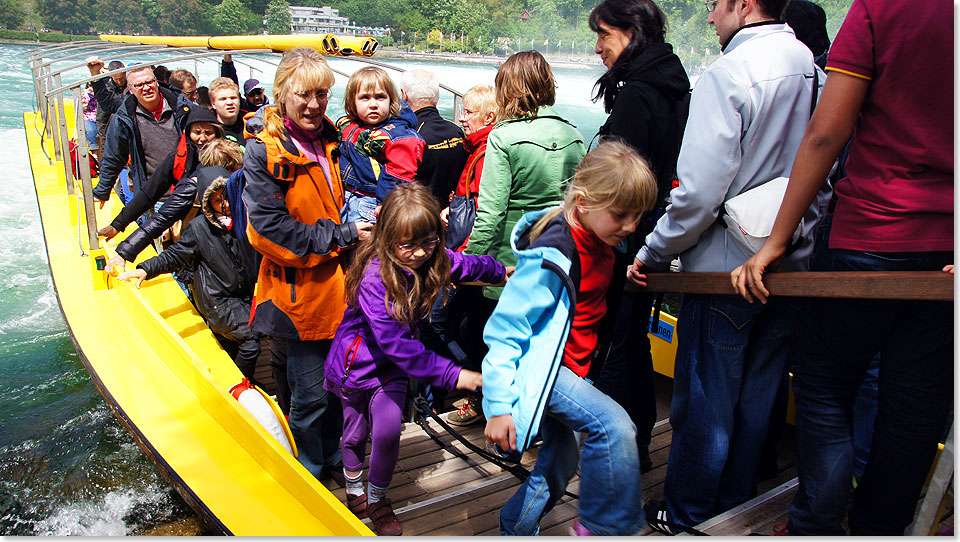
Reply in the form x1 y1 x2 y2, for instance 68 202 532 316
27 40 118 60
44 48 275 97
35 44 177 70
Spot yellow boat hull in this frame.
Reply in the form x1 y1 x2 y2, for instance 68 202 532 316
24 109 372 536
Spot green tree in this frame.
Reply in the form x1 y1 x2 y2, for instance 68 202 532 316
94 0 149 34
158 0 205 35
426 28 442 49
264 0 290 33
212 0 258 34
241 0 270 16
37 0 93 34
0 0 25 29
140 0 163 32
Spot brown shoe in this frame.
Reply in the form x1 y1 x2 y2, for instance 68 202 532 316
367 497 402 536
446 398 482 426
346 493 367 519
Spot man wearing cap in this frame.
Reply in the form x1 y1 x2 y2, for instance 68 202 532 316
221 54 269 117
85 57 128 147
92 65 193 208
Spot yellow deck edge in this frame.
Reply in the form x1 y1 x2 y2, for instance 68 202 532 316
24 110 372 536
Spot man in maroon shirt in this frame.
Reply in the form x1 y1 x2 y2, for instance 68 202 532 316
732 0 953 535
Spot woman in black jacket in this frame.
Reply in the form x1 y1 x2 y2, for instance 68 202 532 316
588 0 690 475
118 166 261 382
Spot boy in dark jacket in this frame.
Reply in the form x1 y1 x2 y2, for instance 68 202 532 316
117 166 261 383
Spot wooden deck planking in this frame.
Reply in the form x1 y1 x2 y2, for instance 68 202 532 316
252 339 809 536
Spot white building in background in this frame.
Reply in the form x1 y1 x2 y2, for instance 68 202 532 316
289 6 390 37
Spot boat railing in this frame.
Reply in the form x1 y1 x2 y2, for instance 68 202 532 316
637 271 954 301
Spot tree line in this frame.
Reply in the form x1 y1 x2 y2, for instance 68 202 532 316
9 0 852 74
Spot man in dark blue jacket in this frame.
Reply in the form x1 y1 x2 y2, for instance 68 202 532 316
93 66 192 209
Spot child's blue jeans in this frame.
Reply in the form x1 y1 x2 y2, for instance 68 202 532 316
341 191 379 223
499 366 645 535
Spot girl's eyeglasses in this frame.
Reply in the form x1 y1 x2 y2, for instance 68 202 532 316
397 238 440 253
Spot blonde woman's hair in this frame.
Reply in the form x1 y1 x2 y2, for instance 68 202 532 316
343 66 401 122
494 51 556 120
208 76 239 98
199 138 245 172
344 183 450 324
529 139 658 241
463 85 498 123
264 47 336 139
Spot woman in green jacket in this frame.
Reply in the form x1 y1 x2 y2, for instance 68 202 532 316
464 51 586 301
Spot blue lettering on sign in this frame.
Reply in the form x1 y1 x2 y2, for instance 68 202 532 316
648 315 674 343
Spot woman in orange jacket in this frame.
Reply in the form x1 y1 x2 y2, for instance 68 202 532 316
242 46 373 483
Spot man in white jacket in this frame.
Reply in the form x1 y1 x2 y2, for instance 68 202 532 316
629 0 823 533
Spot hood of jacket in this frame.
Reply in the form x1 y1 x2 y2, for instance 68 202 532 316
617 43 691 103
196 165 231 228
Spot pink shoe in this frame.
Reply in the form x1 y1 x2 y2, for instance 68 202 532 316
569 521 594 536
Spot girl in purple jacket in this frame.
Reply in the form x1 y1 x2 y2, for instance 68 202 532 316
323 182 510 535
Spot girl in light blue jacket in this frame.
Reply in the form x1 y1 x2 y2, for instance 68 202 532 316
482 141 658 535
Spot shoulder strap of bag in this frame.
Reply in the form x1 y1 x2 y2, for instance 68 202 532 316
462 142 487 198
810 67 819 118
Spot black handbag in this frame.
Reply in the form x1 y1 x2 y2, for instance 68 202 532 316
445 145 485 249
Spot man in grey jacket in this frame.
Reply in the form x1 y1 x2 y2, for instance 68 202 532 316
629 0 823 532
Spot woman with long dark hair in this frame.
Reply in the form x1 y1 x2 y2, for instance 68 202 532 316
588 0 690 476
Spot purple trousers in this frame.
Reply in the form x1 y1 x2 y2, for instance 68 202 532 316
339 379 407 488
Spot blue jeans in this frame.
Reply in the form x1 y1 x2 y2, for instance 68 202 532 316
852 356 879 481
788 249 953 536
499 366 644 536
664 293 799 527
287 339 343 480
83 119 99 151
341 191 378 223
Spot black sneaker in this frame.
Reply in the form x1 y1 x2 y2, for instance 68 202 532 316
644 499 682 536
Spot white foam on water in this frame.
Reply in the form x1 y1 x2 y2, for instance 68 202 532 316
33 484 174 536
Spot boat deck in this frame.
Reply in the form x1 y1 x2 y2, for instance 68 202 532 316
252 343 801 536
315 412 802 536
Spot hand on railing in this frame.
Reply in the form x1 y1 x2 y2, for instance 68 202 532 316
627 258 650 289
105 254 126 275
944 264 954 275
85 56 104 77
98 224 119 240
731 240 788 305
117 268 147 288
